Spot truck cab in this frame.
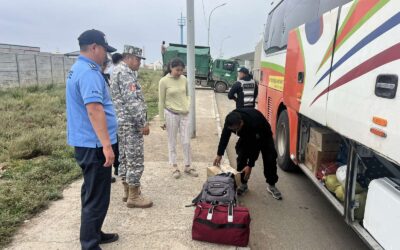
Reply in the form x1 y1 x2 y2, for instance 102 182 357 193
210 59 239 92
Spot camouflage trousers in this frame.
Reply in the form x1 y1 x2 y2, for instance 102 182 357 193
118 125 144 186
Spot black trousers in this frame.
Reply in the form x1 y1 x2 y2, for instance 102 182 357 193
235 136 278 186
74 144 117 250
113 139 120 176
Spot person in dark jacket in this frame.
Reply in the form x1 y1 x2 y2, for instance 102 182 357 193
213 108 282 199
228 67 258 108
101 59 120 183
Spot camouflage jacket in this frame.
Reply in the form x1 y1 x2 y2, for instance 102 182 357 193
110 61 147 127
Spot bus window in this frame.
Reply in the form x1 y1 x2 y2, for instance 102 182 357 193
264 0 353 55
264 0 287 54
282 0 320 43
318 0 352 16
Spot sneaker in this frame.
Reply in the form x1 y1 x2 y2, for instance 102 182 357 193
100 231 119 244
237 184 248 196
267 185 282 200
184 167 199 177
172 169 181 179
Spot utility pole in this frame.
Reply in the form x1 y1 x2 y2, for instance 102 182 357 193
178 12 186 45
219 35 231 58
187 0 196 138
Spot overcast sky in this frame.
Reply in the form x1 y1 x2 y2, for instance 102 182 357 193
0 0 273 63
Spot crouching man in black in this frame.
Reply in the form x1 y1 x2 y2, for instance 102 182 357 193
213 108 282 200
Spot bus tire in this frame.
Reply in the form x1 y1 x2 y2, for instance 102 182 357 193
276 110 296 171
214 82 227 93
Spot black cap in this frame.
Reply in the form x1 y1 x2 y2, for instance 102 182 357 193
238 67 249 75
78 29 116 53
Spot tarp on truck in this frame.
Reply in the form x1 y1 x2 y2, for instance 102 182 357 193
163 43 211 79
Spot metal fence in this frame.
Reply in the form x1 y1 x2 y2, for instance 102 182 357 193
0 53 75 88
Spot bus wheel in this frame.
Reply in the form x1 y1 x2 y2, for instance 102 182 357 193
214 82 227 93
276 110 296 171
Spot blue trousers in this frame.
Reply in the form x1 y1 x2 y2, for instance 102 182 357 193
74 144 117 250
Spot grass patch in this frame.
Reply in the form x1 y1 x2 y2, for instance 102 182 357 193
138 69 162 119
0 69 160 248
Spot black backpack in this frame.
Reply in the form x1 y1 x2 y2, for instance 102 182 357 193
192 173 237 205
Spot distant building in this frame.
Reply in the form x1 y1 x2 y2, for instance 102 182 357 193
144 60 163 71
230 52 254 71
253 40 263 82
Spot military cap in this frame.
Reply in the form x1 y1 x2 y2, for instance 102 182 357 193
124 45 146 60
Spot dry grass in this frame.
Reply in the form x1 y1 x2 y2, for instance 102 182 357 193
0 69 161 248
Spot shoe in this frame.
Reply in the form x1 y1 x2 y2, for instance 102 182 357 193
111 177 116 183
122 181 129 202
100 231 119 244
267 185 282 200
237 184 248 196
184 167 198 177
127 185 153 208
172 169 181 179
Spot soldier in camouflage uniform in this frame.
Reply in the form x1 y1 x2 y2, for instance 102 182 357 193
110 45 153 208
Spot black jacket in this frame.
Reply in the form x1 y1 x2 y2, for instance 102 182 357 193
217 108 273 167
227 75 258 108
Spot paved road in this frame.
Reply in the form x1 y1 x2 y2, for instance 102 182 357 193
215 92 367 250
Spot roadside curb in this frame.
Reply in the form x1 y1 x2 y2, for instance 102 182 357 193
212 91 230 167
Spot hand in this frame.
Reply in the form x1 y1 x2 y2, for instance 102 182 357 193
213 155 222 166
243 166 252 180
141 124 150 135
103 145 115 167
160 123 166 130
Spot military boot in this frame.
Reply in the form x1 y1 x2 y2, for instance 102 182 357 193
127 185 153 208
122 181 129 202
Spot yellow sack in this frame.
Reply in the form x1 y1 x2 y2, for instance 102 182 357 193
207 164 241 186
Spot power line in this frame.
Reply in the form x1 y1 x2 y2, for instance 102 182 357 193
202 0 207 28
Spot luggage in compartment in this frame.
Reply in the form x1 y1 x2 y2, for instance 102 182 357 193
309 127 341 151
364 178 400 250
305 143 338 175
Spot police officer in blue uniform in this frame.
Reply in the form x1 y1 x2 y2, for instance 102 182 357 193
66 29 119 250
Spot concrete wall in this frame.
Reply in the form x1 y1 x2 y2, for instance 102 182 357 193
0 43 40 54
0 52 75 88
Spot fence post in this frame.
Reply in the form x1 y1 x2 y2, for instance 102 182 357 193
15 54 21 87
62 57 66 83
34 55 39 85
50 56 54 84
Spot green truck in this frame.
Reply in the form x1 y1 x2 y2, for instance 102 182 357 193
162 43 239 93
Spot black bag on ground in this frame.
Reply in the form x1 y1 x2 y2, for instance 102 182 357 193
192 173 236 205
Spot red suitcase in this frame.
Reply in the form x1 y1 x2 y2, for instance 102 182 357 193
192 202 250 247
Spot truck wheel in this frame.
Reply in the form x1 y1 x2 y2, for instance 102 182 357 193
276 110 296 171
214 82 227 93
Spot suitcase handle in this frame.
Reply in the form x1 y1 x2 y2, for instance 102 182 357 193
228 203 234 223
207 205 214 220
